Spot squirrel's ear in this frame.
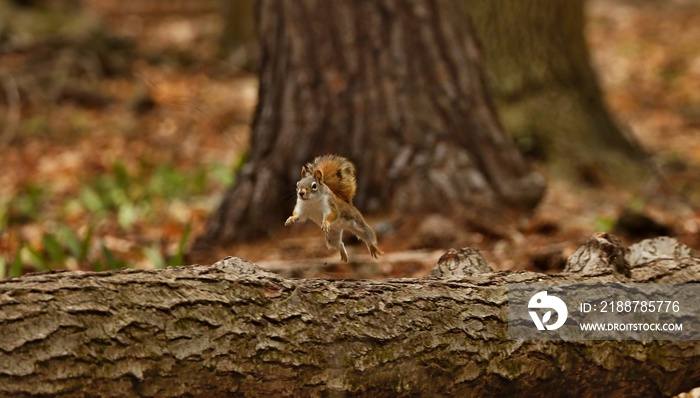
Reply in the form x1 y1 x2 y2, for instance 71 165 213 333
301 165 311 178
313 168 323 181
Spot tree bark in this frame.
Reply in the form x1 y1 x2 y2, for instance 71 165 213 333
193 0 544 250
1 236 698 397
465 0 653 186
217 0 257 67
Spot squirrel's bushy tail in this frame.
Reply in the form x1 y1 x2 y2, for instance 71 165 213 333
304 154 357 203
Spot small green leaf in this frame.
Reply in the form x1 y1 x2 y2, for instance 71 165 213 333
118 202 139 229
59 226 82 260
144 246 166 269
593 217 614 232
25 245 48 272
81 187 104 213
210 162 235 187
80 225 94 261
9 184 44 222
169 223 191 267
628 198 645 212
101 244 124 270
112 161 131 191
10 249 23 277
42 233 65 264
0 200 9 230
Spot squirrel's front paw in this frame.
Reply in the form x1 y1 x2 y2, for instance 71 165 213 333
321 220 331 233
285 216 298 226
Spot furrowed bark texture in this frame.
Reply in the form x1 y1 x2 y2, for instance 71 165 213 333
194 0 544 249
1 236 698 397
466 0 652 185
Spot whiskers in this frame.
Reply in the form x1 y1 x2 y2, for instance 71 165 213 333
284 189 299 204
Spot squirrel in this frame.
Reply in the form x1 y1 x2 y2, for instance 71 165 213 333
284 155 383 262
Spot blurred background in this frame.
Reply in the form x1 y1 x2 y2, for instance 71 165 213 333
1 0 699 278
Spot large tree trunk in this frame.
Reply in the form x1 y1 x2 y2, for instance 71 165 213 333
1 236 698 397
465 0 653 186
193 0 544 250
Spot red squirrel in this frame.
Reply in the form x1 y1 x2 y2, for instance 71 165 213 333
285 155 383 262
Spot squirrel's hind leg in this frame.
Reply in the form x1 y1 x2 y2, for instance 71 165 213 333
349 222 383 259
324 229 348 262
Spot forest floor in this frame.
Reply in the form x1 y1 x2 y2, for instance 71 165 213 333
1 0 699 279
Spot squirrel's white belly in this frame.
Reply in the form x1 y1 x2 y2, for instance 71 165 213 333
298 196 350 231
299 196 330 226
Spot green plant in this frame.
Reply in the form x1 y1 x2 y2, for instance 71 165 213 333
9 249 23 278
2 222 193 277
94 242 127 271
7 184 45 224
24 244 50 272
2 156 230 278
627 197 645 212
143 223 191 268
1 225 102 277
148 165 188 199
57 224 93 262
209 161 235 187
593 216 615 232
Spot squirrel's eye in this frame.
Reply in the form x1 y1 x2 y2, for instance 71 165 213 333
296 181 300 187
311 182 317 190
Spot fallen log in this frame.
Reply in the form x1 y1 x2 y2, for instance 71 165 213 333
0 234 698 397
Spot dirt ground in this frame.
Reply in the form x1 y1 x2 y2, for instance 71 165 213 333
1 0 699 279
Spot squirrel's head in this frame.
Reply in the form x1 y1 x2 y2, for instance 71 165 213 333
296 170 324 200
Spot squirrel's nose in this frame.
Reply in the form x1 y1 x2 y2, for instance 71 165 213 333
298 189 306 198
